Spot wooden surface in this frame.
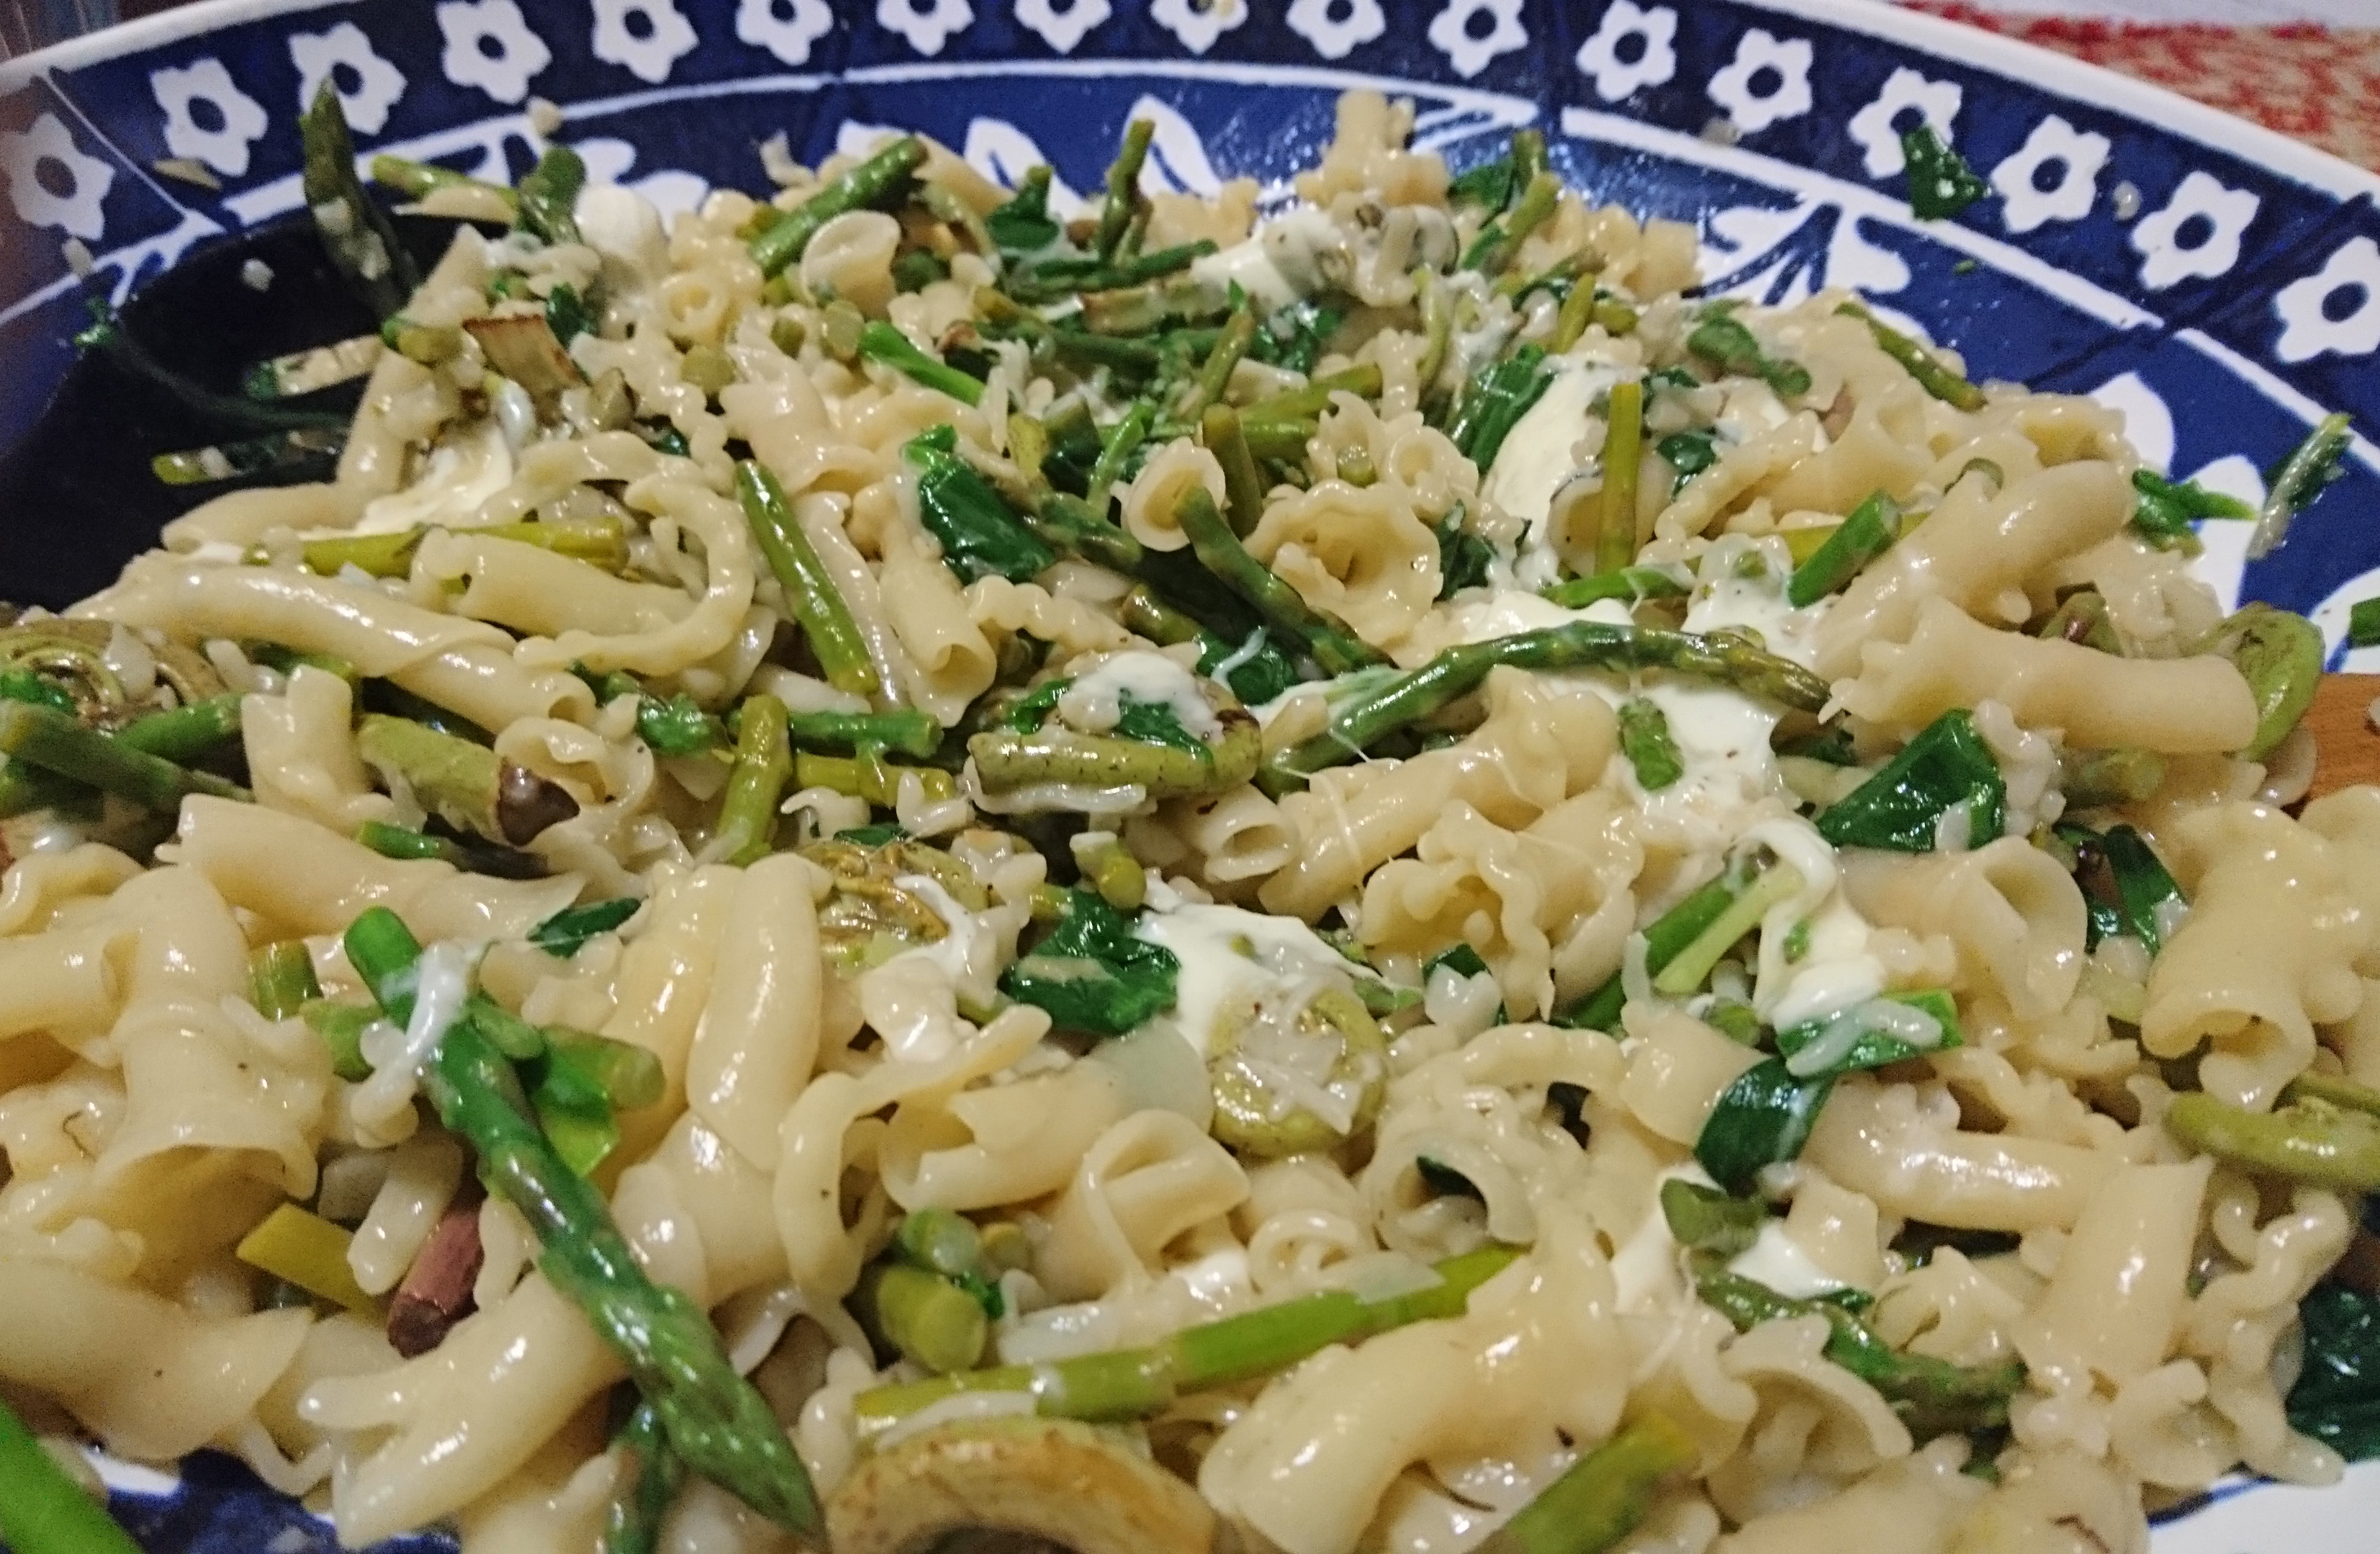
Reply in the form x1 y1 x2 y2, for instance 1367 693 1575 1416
2306 673 2380 799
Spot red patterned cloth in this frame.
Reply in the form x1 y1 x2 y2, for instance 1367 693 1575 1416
1910 4 2380 171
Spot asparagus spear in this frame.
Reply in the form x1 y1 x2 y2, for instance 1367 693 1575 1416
867 1263 989 1374
1558 867 1749 1031
300 81 420 320
1173 488 1386 677
0 699 248 810
370 154 518 214
795 753 957 808
1463 170 1560 277
601 1398 684 1554
1471 1414 1698 1554
1203 404 1271 539
1117 586 1302 706
2247 412 2353 560
1086 400 1155 508
1836 302 1984 411
1261 621 1831 791
856 321 983 406
0 1393 143 1554
1595 378 1644 573
249 940 323 1021
354 715 580 846
299 517 629 579
1178 307 1256 421
1690 1254 2024 1437
854 1245 1518 1432
970 707 1261 801
1240 364 1384 427
785 707 940 760
515 145 586 247
714 696 793 866
1092 119 1155 264
735 460 882 697
748 135 927 277
1446 348 1554 472
343 908 819 1532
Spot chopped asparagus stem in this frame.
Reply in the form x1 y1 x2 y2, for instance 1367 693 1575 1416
736 461 881 696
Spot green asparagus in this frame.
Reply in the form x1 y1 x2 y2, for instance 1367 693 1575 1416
342 907 819 1532
1471 1414 1699 1554
248 940 323 1021
748 135 927 277
354 714 579 846
714 696 793 866
371 154 517 214
1595 377 1645 573
735 460 881 696
1837 302 1984 410
0 699 248 811
601 1398 684 1554
300 81 420 319
2248 411 2353 560
1173 488 1387 677
0 1393 142 1554
855 321 982 405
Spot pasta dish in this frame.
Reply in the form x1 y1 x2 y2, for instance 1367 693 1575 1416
2 83 2376 1554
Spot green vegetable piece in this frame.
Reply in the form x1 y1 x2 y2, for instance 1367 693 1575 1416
637 691 726 757
355 819 451 863
601 1399 685 1554
985 165 1060 255
1687 307 1811 399
2286 1282 2380 1462
1447 147 1519 212
300 81 420 320
1174 488 1387 677
1618 697 1685 791
370 153 518 212
2248 411 2353 560
531 898 641 958
2131 468 2252 553
1462 170 1559 277
1815 709 2004 853
302 1001 376 1082
531 1033 665 1176
1246 299 1344 377
515 145 585 247
998 889 1179 1037
870 1263 989 1375
1471 1414 1699 1554
1179 307 1256 423
1900 124 1987 220
0 1391 144 1554
0 669 75 716
1652 860 1806 997
0 699 248 812
735 459 882 697
1692 1256 2024 1437
1210 986 1387 1157
1432 509 1496 599
1659 1177 1767 1258
2196 602 2322 761
785 707 940 760
248 940 323 1021
1772 989 1962 1078
853 1247 1518 1431
2037 589 2122 654
341 907 819 1533
1787 490 1901 607
2099 825 2185 955
1266 621 1830 793
1695 1058 1834 1193
1447 346 1556 472
749 135 926 277
714 696 793 866
1540 567 1687 609
2351 597 2380 650
1092 118 1155 264
856 320 982 405
356 714 577 846
1203 403 1271 539
895 1208 988 1283
1595 377 1646 575
1658 428 1720 493
902 427 1057 584
2168 1082 2380 1193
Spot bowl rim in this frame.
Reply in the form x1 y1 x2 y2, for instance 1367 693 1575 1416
3 0 2376 211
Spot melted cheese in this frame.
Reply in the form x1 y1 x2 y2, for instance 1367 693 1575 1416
1480 362 1621 589
352 420 514 535
1726 1220 1851 1299
1058 650 1222 742
1680 536 1829 670
1189 206 1339 311
1134 889 1356 1059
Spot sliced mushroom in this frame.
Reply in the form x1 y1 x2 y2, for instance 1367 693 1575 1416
828 1418 1214 1554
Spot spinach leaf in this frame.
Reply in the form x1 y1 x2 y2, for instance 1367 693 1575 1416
638 691 727 756
1193 627 1300 707
544 282 595 346
1695 1057 1834 1193
1248 300 1344 377
1656 428 1719 493
1425 943 1492 981
1433 511 1496 599
2288 1282 2380 1460
903 426 1057 584
530 898 641 958
1004 677 1072 733
1112 697 1207 755
1659 1177 1766 1257
1447 151 1518 212
1772 989 1962 1078
834 822 907 846
1686 309 1811 399
986 166 1061 256
2099 825 2186 956
2132 468 2252 552
1815 709 2004 853
1618 697 1685 791
998 889 1180 1036
1900 124 1987 220
1446 345 1555 471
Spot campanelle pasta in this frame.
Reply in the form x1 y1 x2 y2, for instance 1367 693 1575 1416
0 85 2368 1554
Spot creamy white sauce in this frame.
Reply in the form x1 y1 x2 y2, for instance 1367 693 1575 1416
1134 889 1358 1059
1189 206 1340 311
353 419 513 535
1057 650 1223 742
1680 536 1829 670
1765 892 1888 1033
1726 1220 1851 1298
1479 362 1621 590
1610 1162 1716 1313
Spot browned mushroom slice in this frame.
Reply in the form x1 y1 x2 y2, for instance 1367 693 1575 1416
827 1418 1214 1554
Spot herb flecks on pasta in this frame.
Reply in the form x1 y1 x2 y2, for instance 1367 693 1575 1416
1 87 2365 1554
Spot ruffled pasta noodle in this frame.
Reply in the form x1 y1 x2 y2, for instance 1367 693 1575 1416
1 84 2364 1554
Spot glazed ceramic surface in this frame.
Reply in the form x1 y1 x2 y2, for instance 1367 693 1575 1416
0 0 2376 1547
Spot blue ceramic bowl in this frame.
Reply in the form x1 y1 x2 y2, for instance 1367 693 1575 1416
1 1 2376 1549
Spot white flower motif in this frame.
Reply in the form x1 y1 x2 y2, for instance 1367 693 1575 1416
1574 1 1676 103
1989 114 2109 235
1428 0 1525 79
0 112 114 241
148 58 269 179
1014 0 1109 53
876 0 973 55
1150 0 1245 55
736 0 834 66
289 22 407 135
2129 170 2260 291
1845 67 1960 180
2273 236 2380 364
437 0 553 105
1706 28 1813 135
592 0 698 84
1286 0 1384 61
